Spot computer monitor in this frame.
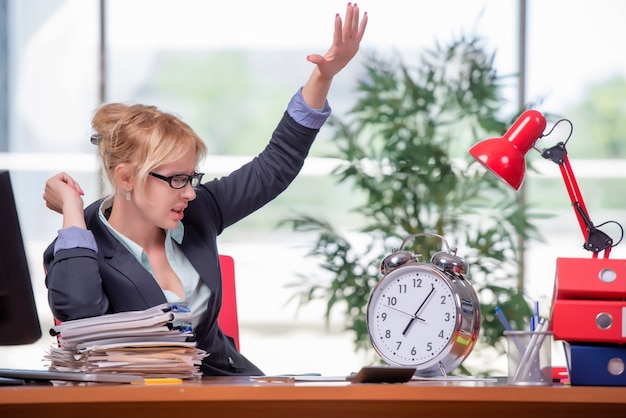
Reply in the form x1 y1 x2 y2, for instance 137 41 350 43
0 170 42 345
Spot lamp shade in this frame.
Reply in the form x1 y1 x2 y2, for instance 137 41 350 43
469 110 547 191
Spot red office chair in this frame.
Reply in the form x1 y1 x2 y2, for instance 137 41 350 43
218 254 240 351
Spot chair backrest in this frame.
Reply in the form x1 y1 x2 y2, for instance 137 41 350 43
218 254 240 351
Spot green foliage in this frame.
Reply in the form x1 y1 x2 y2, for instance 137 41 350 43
148 51 292 155
565 74 626 158
282 35 545 373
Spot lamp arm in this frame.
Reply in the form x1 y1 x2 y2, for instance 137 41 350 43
541 143 613 257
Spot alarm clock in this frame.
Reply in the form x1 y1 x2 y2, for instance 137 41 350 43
366 232 481 377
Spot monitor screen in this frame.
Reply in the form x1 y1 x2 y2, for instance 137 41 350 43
0 170 42 345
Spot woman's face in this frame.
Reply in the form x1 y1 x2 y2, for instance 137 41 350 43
135 148 199 231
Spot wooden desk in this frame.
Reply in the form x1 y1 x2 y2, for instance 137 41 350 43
0 377 625 418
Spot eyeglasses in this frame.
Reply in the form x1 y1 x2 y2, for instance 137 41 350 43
148 172 204 189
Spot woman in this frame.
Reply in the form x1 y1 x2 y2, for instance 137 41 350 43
43 3 367 376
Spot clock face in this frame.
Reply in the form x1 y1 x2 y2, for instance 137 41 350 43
367 265 458 369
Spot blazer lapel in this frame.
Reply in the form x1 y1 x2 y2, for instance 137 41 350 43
87 201 167 308
103 241 167 307
179 227 220 293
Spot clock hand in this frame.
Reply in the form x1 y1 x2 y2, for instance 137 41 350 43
402 285 435 336
382 304 413 318
382 304 427 321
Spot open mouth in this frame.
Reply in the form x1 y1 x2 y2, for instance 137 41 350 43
172 207 185 220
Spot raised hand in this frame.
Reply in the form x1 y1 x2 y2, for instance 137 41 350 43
307 2 368 80
301 2 368 109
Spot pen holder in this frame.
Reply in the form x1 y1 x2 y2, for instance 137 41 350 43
504 330 553 386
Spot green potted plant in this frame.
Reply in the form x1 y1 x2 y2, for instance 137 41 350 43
283 34 545 375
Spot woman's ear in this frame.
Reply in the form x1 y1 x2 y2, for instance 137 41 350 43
113 164 136 193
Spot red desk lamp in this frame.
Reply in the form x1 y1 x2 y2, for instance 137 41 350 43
469 111 626 386
469 109 620 259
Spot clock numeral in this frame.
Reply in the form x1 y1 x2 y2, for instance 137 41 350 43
385 330 391 339
411 347 416 356
398 284 407 294
381 312 387 321
413 278 422 288
396 341 402 350
386 296 397 306
440 295 447 304
444 312 451 322
426 342 433 352
438 330 444 339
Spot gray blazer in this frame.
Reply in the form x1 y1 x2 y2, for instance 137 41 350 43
44 112 319 376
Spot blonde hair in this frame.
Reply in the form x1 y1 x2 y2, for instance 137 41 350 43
91 103 207 191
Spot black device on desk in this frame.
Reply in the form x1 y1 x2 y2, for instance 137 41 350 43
348 366 417 383
0 170 42 345
0 170 43 385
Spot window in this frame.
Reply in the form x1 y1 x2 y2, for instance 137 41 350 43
1 0 625 375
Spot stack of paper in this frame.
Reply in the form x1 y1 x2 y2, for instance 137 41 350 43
44 303 208 380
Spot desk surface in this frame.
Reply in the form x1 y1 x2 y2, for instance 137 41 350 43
1 376 625 418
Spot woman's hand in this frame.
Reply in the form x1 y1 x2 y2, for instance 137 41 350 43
43 172 87 229
308 3 368 80
302 2 368 109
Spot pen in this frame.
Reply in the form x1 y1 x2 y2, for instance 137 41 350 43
134 378 183 385
497 306 526 353
495 306 513 331
250 373 322 383
514 317 550 381
531 301 539 331
250 375 295 383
